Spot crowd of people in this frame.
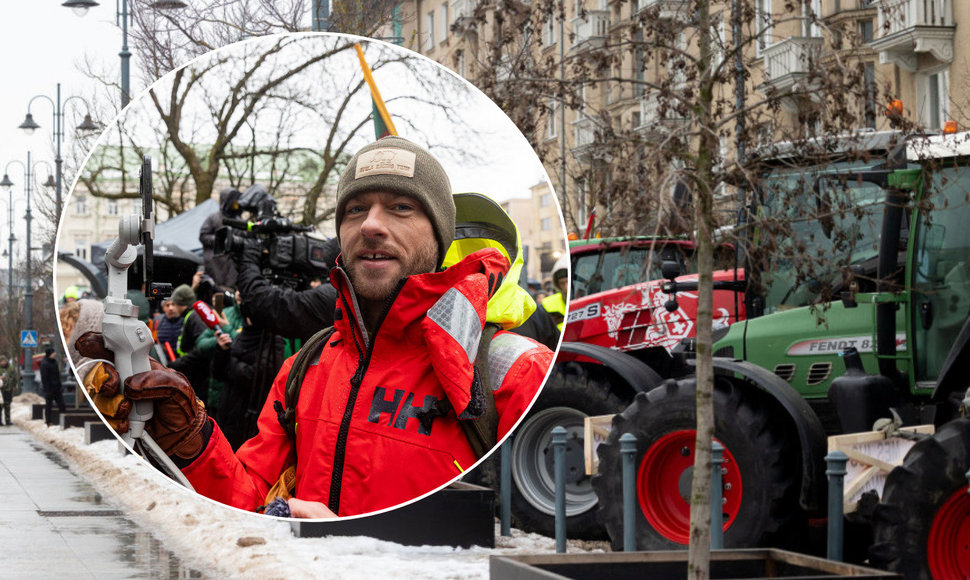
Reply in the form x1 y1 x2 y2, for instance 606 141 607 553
62 136 567 518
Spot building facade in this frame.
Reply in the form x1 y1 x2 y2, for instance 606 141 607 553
397 0 966 236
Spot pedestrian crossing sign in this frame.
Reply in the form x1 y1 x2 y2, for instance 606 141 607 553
20 330 38 348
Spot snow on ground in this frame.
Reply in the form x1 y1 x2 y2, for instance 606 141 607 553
11 397 608 579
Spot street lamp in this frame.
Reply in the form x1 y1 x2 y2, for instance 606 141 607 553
0 152 52 393
19 83 99 231
62 1 186 109
62 0 98 17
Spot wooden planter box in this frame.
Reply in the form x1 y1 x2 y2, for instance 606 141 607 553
490 549 900 579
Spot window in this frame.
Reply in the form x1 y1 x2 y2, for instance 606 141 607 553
440 3 448 43
540 194 552 207
802 0 820 37
457 51 466 77
858 19 874 43
864 62 877 129
541 217 552 231
634 28 645 97
669 32 687 85
425 11 435 51
74 237 88 261
547 99 559 139
74 195 87 215
918 70 949 130
756 0 772 55
543 14 558 47
107 199 119 216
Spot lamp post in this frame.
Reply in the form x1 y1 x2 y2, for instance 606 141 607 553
19 84 99 229
0 153 52 393
62 0 186 109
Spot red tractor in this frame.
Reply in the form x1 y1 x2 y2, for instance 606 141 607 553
508 235 745 538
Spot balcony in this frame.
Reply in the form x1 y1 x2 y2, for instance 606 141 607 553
761 36 824 96
870 0 954 71
571 10 610 51
450 0 477 29
635 90 689 137
571 115 607 162
637 0 690 21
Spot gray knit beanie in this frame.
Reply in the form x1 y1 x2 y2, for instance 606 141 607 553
335 136 455 268
171 284 196 307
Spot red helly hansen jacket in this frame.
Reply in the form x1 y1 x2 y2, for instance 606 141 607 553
182 248 552 516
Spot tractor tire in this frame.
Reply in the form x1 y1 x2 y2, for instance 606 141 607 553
592 376 798 551
508 361 628 539
869 417 970 579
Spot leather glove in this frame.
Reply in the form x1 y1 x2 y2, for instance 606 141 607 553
76 331 208 461
83 361 131 433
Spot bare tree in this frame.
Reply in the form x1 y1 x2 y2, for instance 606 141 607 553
77 35 488 229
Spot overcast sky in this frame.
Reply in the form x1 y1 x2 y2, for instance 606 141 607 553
0 3 125 251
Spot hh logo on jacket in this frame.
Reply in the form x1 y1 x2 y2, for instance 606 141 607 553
367 386 438 436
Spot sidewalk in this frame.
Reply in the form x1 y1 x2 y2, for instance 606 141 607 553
0 424 201 579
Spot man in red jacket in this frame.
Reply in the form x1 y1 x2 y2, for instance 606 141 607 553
79 136 552 518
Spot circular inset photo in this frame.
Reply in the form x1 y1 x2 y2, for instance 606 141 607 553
55 32 567 519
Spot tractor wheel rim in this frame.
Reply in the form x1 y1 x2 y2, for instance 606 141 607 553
511 407 598 517
637 430 743 545
928 484 970 578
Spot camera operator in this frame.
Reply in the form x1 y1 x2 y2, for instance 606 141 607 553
232 235 340 343
199 188 239 288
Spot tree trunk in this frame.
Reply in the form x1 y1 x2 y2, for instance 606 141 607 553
688 0 715 578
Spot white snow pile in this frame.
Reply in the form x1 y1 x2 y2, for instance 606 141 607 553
11 399 608 579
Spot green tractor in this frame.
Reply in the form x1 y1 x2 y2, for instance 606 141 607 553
591 130 970 578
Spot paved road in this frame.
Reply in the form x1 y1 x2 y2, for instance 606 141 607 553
0 424 201 579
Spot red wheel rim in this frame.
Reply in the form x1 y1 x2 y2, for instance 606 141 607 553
636 430 743 545
928 484 970 578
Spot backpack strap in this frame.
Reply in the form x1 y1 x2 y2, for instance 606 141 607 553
425 323 501 460
461 322 501 459
275 326 333 439
276 322 502 460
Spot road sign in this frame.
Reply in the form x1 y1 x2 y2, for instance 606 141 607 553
20 330 38 348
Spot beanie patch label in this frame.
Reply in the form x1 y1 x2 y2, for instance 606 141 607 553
355 148 416 179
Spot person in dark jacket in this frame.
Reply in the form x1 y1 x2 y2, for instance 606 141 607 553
232 236 339 343
40 348 65 426
154 296 188 362
0 356 19 426
167 284 216 402
199 188 239 288
213 290 285 450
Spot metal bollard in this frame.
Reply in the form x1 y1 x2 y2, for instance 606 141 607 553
620 433 637 552
552 426 567 553
825 450 848 562
711 441 725 550
501 437 511 537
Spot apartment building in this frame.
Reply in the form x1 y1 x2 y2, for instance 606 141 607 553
398 0 965 235
502 180 566 285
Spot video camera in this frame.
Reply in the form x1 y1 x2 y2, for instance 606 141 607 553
214 184 332 289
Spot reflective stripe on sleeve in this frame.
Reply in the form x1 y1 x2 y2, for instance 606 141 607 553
487 333 535 391
427 287 482 363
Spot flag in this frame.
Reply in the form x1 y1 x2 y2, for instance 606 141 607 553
354 43 398 139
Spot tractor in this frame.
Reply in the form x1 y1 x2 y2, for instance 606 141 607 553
507 235 744 538
590 130 970 579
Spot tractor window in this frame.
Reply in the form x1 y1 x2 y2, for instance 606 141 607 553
912 162 970 382
753 164 886 314
570 244 691 298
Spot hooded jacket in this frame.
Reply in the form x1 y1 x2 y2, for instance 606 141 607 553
182 248 551 516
